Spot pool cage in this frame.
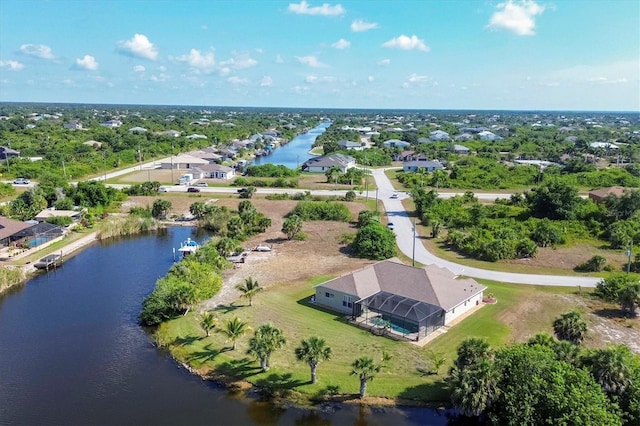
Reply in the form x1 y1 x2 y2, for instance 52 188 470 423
11 222 64 249
355 291 445 341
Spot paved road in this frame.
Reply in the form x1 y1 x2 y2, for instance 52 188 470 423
372 168 600 287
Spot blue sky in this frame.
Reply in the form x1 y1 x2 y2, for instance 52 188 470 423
0 0 638 111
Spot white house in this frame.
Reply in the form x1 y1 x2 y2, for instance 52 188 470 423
382 139 411 149
403 159 444 172
129 127 148 134
313 259 486 342
160 154 209 170
100 120 123 128
337 140 364 150
302 153 356 173
64 121 82 130
194 164 236 180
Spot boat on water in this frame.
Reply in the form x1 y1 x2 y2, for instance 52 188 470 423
177 238 200 258
34 253 63 270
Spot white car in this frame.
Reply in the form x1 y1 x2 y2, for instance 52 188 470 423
158 187 168 192
390 192 399 199
13 178 30 185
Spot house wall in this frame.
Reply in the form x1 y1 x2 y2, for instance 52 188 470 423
444 292 483 325
314 286 356 315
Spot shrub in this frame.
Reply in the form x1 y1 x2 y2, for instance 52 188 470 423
575 255 607 272
288 201 352 222
595 275 638 302
352 223 396 260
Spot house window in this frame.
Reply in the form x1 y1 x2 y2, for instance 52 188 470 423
342 296 352 308
325 292 334 299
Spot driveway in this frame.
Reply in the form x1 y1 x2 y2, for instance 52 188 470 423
372 168 600 288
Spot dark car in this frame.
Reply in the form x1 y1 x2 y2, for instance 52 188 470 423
187 187 200 193
237 188 247 193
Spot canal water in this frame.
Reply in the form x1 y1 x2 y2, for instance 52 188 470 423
0 227 454 425
253 122 331 169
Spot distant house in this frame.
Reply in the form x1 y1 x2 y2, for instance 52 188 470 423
128 127 148 134
302 153 356 173
394 150 416 162
429 130 450 141
100 119 123 128
64 120 82 130
160 154 209 170
35 209 84 223
417 137 430 144
188 150 223 163
453 144 470 155
478 131 503 141
382 139 411 149
160 130 181 138
590 142 619 150
185 134 208 140
0 146 20 159
454 133 473 142
194 163 236 180
337 140 363 150
403 159 444 172
588 186 627 204
83 140 102 149
313 259 486 342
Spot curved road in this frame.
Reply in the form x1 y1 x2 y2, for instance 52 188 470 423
372 168 600 288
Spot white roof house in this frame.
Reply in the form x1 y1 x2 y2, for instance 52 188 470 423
302 153 356 173
590 142 619 149
160 154 209 170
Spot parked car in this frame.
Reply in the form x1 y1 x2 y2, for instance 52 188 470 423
158 187 168 192
187 187 200 193
237 188 247 193
387 222 395 230
195 182 208 187
13 178 30 185
390 192 399 199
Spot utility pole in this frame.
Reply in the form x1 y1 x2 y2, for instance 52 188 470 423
627 239 633 274
412 217 416 267
103 150 107 182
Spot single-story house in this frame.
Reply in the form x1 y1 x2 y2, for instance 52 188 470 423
429 130 450 141
478 131 503 141
0 216 33 247
194 164 236 180
454 133 474 142
100 120 122 128
382 139 411 149
128 127 148 134
188 150 223 163
160 130 181 138
590 142 619 150
160 154 209 170
185 134 207 140
35 209 84 223
588 186 627 203
83 140 102 149
403 159 444 172
64 121 82 130
302 153 356 173
453 144 470 155
337 140 363 150
314 259 486 341
0 146 20 159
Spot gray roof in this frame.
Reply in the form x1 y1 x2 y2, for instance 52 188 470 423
404 160 443 169
316 259 486 311
303 153 355 168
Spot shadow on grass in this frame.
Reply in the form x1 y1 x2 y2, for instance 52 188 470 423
255 372 306 398
217 357 263 380
215 303 241 314
397 379 449 402
296 296 352 325
593 307 628 319
187 343 227 363
173 334 201 346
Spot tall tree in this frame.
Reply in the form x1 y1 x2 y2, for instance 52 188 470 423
282 214 303 240
454 338 492 371
218 317 251 350
553 310 588 345
350 356 382 399
619 283 640 316
199 311 218 337
235 277 263 306
448 359 501 417
246 324 286 372
581 345 635 396
151 199 172 219
295 337 332 384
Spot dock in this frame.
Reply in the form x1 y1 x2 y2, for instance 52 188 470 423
34 253 63 270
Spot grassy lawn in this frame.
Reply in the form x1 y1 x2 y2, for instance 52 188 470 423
155 273 582 404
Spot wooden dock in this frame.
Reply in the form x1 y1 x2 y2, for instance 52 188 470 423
34 254 63 270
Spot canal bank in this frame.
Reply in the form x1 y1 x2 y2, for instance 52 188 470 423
254 122 330 169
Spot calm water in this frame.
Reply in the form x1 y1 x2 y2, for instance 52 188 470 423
254 122 330 169
0 227 454 425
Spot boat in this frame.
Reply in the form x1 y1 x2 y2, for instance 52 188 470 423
34 253 63 270
178 238 200 258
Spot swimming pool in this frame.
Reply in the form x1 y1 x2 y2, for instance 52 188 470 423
371 315 418 336
28 237 49 247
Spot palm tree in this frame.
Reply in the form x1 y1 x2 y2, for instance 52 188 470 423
619 283 640 316
455 338 492 371
552 310 587 345
350 356 381 399
581 345 634 396
526 333 555 348
295 337 332 384
448 359 500 417
218 317 251 350
235 277 263 306
246 324 286 372
199 311 218 337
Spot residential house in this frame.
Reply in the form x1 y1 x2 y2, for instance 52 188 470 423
160 130 181 138
302 153 356 173
588 186 627 204
0 146 20 160
160 154 209 170
453 144 470 155
100 119 123 128
35 209 84 223
0 216 33 248
83 140 102 149
478 131 503 141
403 159 444 172
337 140 363 150
393 150 416 162
454 133 474 142
194 163 236 180
186 134 208 140
590 142 619 150
429 130 450 141
188 150 223 163
128 127 148 134
382 139 411 149
313 259 486 342
64 120 83 130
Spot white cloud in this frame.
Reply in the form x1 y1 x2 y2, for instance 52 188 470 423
133 65 145 72
486 0 545 36
331 38 350 49
377 58 391 66
176 49 215 70
296 55 327 67
288 1 345 16
351 19 378 32
402 73 433 88
19 44 55 59
74 55 99 70
150 73 170 82
305 75 318 83
117 34 159 60
368 76 374 82
382 35 429 52
0 60 24 70
542 59 638 86
228 76 250 84
219 53 257 70
305 74 336 84
293 85 310 94
260 76 273 86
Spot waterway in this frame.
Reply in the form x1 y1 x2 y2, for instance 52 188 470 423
253 122 331 169
0 227 454 425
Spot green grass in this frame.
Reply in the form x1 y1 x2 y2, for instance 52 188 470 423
155 273 581 404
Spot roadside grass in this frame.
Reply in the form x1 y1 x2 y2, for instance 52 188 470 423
155 273 582 404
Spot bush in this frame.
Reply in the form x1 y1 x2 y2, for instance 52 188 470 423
344 190 356 201
45 216 74 227
288 201 352 222
594 274 638 302
575 255 607 272
352 223 396 260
